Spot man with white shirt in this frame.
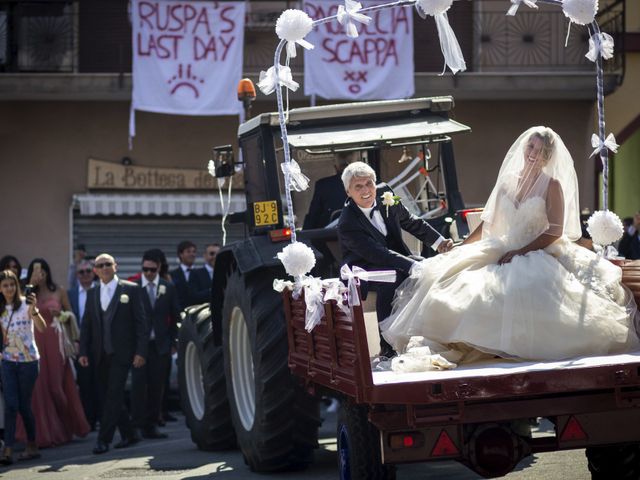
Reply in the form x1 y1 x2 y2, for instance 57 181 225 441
169 240 197 310
189 243 219 304
131 251 180 439
69 260 99 430
79 253 148 455
337 162 453 357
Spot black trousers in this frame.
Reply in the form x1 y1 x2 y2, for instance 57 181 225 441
131 341 170 429
75 354 101 428
96 353 133 444
363 269 408 354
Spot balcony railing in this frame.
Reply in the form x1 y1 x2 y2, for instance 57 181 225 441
0 1 76 73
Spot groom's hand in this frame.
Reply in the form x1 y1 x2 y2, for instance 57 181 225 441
437 239 454 253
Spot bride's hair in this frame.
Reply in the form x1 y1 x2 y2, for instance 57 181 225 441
528 127 556 163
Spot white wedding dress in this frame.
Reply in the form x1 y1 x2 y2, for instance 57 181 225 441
380 128 640 368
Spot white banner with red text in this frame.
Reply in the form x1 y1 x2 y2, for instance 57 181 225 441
303 0 414 101
130 0 246 143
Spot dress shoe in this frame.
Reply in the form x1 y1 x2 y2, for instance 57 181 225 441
142 427 168 439
92 441 109 455
163 412 178 422
113 434 140 449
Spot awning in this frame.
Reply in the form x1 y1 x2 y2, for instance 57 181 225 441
286 116 471 151
74 193 246 216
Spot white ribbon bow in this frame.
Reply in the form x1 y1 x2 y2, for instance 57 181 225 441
337 0 372 39
590 133 619 158
323 278 350 316
506 0 538 16
280 159 310 192
257 65 299 96
286 38 314 59
585 32 614 62
340 265 397 306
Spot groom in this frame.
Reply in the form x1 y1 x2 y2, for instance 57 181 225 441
337 162 453 357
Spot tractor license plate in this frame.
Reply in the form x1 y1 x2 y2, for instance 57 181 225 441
254 201 279 226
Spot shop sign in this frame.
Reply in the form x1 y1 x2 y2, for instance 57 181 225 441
87 158 236 190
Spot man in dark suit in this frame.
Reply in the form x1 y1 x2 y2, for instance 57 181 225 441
131 250 180 439
303 152 354 230
79 253 148 454
169 240 197 310
190 243 219 304
619 213 640 260
338 162 453 357
69 260 99 430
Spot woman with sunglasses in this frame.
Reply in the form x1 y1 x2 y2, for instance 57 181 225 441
16 259 89 449
0 269 46 465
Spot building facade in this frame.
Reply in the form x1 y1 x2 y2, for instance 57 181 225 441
0 0 633 281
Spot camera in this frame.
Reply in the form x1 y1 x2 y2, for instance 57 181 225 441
24 284 34 302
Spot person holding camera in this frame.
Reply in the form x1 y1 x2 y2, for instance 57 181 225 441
17 259 89 448
0 269 46 465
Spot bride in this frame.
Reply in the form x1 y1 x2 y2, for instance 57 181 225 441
380 126 640 366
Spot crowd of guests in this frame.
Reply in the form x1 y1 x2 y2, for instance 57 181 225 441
0 241 219 465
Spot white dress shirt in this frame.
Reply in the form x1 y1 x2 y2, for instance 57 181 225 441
204 264 213 280
100 276 119 311
180 263 193 281
78 285 90 322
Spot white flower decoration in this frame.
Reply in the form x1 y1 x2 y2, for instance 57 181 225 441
158 285 166 296
275 9 314 59
381 191 400 216
207 160 216 177
563 0 598 26
120 294 130 304
415 0 453 16
277 242 316 278
587 210 624 246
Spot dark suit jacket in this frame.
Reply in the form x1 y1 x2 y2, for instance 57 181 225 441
169 266 191 310
135 277 180 355
338 185 441 275
619 232 640 260
68 286 81 321
189 267 212 305
303 174 347 229
79 278 149 366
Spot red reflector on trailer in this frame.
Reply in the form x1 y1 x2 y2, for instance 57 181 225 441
431 430 459 457
560 416 587 441
403 436 414 447
269 228 292 242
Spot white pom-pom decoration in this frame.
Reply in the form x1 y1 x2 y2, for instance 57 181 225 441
416 0 453 16
276 9 313 42
562 0 598 26
277 242 316 278
587 210 624 246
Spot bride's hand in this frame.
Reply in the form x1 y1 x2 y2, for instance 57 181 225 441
498 249 522 265
437 239 454 253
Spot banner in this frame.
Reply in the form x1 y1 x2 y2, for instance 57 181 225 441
130 0 245 140
303 0 414 101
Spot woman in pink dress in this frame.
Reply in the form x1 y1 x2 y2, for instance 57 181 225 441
17 258 90 447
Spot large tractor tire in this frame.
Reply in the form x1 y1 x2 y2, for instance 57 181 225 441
586 443 640 479
222 268 321 472
337 401 396 480
178 303 236 450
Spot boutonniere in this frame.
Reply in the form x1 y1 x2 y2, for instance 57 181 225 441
381 191 401 217
120 294 129 304
158 285 166 296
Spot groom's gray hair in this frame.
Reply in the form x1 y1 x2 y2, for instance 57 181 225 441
341 161 376 191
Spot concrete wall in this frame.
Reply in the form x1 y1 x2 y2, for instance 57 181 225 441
0 98 595 285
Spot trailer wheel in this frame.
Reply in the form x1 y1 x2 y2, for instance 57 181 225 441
337 402 396 480
586 443 640 479
222 268 320 472
178 303 236 450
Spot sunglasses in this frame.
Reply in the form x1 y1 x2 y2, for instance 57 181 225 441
95 262 113 269
78 269 93 275
142 267 158 273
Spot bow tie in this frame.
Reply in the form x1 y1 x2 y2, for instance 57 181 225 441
369 206 378 219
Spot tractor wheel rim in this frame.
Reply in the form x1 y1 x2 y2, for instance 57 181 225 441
185 341 205 420
229 306 255 431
